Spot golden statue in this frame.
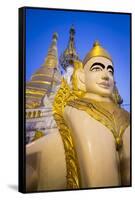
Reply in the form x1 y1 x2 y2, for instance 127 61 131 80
26 41 130 191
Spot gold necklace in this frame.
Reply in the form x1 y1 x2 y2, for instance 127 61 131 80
67 98 130 151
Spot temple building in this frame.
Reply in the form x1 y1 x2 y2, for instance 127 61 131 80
26 26 80 143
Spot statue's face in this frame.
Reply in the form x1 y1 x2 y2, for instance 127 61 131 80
84 56 114 97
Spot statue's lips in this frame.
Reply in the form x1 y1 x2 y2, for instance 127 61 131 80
97 82 110 89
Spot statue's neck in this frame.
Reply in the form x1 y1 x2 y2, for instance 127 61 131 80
84 92 113 103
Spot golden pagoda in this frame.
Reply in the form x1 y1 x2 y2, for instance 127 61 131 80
26 27 80 144
26 32 61 109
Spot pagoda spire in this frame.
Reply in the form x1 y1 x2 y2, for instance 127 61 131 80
60 26 80 71
42 32 58 68
26 32 61 109
67 25 76 52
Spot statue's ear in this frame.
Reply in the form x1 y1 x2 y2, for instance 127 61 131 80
77 68 86 92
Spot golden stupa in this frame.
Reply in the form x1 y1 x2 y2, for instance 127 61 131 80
26 33 61 108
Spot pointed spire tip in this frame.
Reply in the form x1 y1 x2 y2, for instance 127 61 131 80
53 32 58 40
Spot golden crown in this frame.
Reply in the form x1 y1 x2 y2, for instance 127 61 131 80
83 41 113 66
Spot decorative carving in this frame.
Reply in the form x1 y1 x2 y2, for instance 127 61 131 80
53 78 81 188
67 98 130 151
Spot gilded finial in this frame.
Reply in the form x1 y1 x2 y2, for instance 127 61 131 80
93 40 100 47
70 25 75 35
53 32 58 40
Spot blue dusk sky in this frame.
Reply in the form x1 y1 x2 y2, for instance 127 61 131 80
25 7 131 110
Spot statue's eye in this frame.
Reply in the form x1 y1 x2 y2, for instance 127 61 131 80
107 65 114 75
108 70 114 75
90 67 102 72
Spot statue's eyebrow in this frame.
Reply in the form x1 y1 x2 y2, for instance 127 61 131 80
107 65 114 73
90 62 105 70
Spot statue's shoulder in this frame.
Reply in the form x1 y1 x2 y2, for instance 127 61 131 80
64 104 84 119
119 106 130 122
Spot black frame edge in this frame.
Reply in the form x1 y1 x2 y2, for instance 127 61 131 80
19 7 26 193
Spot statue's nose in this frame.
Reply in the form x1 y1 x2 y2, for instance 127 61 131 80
101 71 109 81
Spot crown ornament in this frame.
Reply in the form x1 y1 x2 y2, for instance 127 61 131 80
83 40 112 66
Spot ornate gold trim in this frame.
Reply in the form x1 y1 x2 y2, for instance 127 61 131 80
53 79 81 189
67 98 130 151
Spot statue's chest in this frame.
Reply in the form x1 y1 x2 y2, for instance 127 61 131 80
69 108 116 152
67 108 121 187
67 100 130 151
